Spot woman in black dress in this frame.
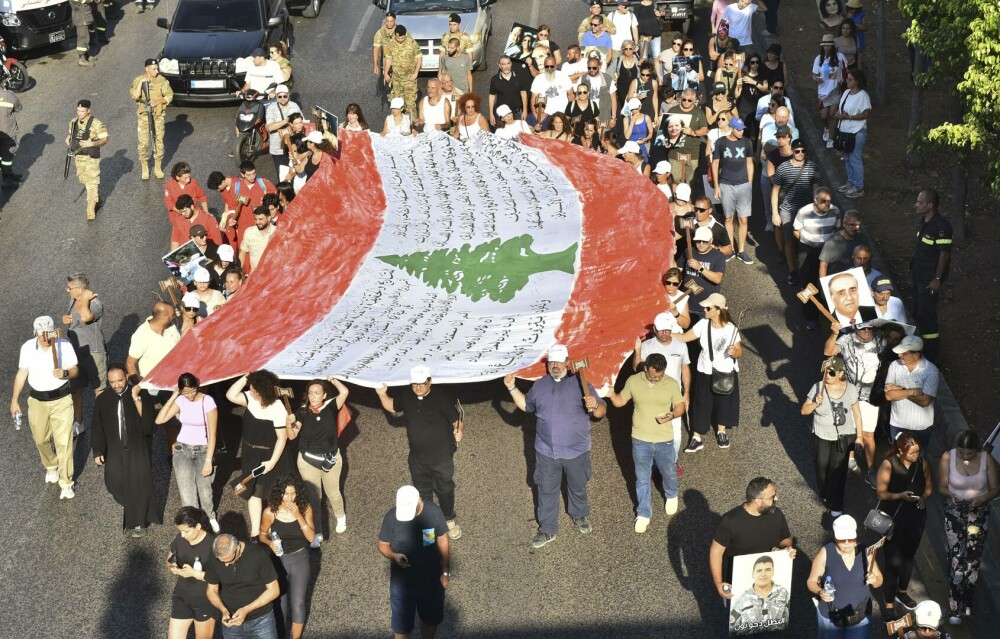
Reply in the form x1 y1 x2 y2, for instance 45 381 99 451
225 370 292 539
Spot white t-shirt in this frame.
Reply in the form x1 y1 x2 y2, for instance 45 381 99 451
421 96 450 131
657 182 673 200
835 89 871 134
610 10 638 51
875 296 906 323
19 338 79 392
531 72 573 115
640 337 690 388
722 3 757 44
561 59 588 82
244 60 284 94
495 120 533 140
812 53 848 99
693 319 741 375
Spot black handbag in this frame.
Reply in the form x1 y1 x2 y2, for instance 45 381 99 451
301 450 337 472
832 92 858 153
863 460 917 536
707 323 737 395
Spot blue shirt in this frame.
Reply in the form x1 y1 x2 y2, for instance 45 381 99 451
524 374 603 459
581 31 613 50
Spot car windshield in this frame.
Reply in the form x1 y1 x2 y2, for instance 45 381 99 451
173 0 263 31
391 0 477 13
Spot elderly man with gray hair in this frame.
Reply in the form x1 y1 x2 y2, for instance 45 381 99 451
205 533 280 638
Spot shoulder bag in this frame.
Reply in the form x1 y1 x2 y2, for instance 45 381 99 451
707 322 737 395
832 92 857 153
863 460 917 537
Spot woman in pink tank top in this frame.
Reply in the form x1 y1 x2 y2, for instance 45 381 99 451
937 430 999 625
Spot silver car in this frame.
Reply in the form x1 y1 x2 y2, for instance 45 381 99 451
372 0 495 73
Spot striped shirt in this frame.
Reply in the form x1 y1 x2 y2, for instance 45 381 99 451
886 358 939 431
793 204 842 248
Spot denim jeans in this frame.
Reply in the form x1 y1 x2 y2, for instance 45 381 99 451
220 609 279 639
843 127 867 190
816 607 870 638
631 438 678 518
173 442 216 520
534 451 591 535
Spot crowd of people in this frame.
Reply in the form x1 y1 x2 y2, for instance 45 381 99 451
5 2 997 638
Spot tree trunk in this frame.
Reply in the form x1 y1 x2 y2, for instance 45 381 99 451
905 46 924 169
874 0 887 105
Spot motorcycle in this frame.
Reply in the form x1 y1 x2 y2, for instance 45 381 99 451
233 87 270 164
0 36 29 93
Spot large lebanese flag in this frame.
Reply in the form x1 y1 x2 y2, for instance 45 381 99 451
144 132 673 390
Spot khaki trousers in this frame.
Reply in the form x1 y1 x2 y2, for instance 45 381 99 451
296 450 345 536
27 395 75 488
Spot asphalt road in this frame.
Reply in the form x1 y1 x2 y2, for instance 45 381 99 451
0 1 955 637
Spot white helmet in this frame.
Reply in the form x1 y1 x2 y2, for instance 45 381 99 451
913 600 941 629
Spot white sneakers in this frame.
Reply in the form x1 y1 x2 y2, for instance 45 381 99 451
634 516 650 534
665 497 679 515
335 516 347 534
209 518 221 534
60 486 75 500
45 469 59 484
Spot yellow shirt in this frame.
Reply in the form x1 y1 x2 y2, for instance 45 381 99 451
128 318 181 377
619 372 683 443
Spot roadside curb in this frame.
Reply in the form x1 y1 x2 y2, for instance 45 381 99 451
748 14 995 637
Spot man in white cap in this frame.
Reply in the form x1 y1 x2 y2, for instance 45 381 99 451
192 267 226 315
906 600 950 638
633 312 691 467
683 225 726 308
504 343 606 548
376 366 463 540
378 485 451 639
239 206 277 275
608 351 686 533
493 104 533 140
884 335 938 453
10 316 80 499
530 55 574 116
264 84 301 180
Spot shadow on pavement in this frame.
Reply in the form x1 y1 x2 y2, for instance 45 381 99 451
162 114 195 168
98 546 157 639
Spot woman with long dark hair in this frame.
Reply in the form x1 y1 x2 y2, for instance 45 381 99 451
167 506 217 639
812 34 849 148
156 373 219 533
875 432 933 619
341 103 370 131
260 475 316 639
226 370 291 539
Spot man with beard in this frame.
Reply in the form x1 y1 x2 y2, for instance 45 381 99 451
441 37 473 96
825 321 884 486
505 344 606 548
170 195 221 251
581 53 616 119
730 555 790 634
488 56 528 126
92 365 160 537
239 207 277 275
531 56 574 116
711 478 795 603
560 45 587 84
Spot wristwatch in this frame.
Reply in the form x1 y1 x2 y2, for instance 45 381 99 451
442 571 450 577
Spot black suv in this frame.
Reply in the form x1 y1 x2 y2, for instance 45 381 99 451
156 0 290 103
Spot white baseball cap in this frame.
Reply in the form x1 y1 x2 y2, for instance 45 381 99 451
193 268 211 283
217 244 235 262
627 97 642 111
617 140 641 155
33 316 55 334
275 84 289 95
390 97 405 109
547 343 569 362
892 335 924 354
305 130 324 144
409 365 431 384
693 226 714 243
181 292 201 308
496 104 512 117
395 485 420 521
914 600 941 629
653 161 671 175
832 514 857 540
653 312 681 333
674 183 691 202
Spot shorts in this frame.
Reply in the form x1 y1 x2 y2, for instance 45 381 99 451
720 182 752 219
390 577 445 634
170 593 220 622
819 90 841 109
71 349 107 392
777 208 797 241
858 399 879 434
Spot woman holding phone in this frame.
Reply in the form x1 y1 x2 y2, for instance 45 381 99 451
875 432 933 619
167 507 217 639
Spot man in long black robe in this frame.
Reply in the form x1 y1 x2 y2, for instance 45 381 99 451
92 366 161 536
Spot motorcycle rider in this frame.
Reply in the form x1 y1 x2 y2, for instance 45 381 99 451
129 58 173 181
0 86 21 187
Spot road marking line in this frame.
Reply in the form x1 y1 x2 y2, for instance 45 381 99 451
349 5 378 53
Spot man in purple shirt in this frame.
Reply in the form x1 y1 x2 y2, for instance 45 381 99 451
504 343 606 548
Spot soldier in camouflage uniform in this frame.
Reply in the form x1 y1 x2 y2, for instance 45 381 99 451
439 13 473 61
385 25 423 116
372 12 398 76
129 58 174 180
69 0 97 67
65 100 109 220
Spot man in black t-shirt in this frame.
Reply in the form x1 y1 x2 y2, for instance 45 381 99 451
204 534 280 637
376 365 464 541
378 485 451 639
710 478 795 603
682 226 727 309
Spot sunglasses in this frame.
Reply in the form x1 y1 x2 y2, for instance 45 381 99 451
837 538 857 544
184 306 198 312
826 370 840 377
682 48 694 52
694 206 711 212
673 41 683 46
623 47 634 51
578 89 589 94
640 73 651 77
588 65 600 70
277 94 289 98
750 60 760 64
695 240 711 244
793 148 806 154
545 65 555 69
591 22 601 26
664 281 681 286
816 198 831 204
681 98 694 103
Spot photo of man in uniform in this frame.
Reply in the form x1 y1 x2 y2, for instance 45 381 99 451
729 553 791 635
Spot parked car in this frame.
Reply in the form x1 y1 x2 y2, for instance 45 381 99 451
156 0 290 103
372 0 494 74
0 0 73 53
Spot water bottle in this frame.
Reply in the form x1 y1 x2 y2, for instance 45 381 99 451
14 412 22 431
823 576 836 600
270 530 284 557
192 556 202 572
